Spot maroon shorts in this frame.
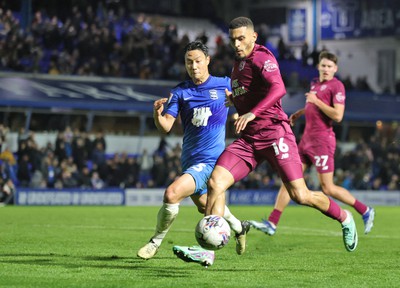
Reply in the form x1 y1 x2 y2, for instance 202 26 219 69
217 121 303 183
298 132 336 174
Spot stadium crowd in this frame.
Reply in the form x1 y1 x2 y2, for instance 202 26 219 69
0 123 399 200
0 1 234 81
1 2 399 203
0 1 378 91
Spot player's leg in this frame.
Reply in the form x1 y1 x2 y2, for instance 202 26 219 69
250 183 291 235
206 140 257 216
284 178 358 252
318 172 375 234
206 148 254 254
265 124 357 251
205 165 234 216
137 173 196 259
251 163 308 235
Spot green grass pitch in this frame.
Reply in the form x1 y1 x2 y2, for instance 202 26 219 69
1 205 399 287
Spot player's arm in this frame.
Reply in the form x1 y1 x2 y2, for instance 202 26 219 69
234 76 285 133
250 75 286 117
306 92 344 122
153 98 176 133
289 108 305 126
249 54 286 117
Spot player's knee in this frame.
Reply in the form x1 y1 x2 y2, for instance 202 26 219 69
209 173 229 193
320 183 335 196
163 187 179 203
290 189 311 205
207 176 220 192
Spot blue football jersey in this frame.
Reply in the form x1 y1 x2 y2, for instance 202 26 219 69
164 76 230 170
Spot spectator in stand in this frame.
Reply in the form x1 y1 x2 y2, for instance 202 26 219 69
77 166 92 188
151 154 168 187
92 130 107 153
54 131 68 163
72 137 87 171
277 37 288 60
17 154 32 187
355 76 373 92
138 148 153 186
301 41 309 66
41 154 58 188
60 169 78 188
0 124 8 152
91 171 105 189
0 177 15 205
387 174 399 191
124 156 140 188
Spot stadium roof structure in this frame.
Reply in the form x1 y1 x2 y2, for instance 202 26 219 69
0 73 172 113
1 73 399 122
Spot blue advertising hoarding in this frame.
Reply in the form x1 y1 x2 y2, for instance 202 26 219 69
321 0 400 39
16 188 125 205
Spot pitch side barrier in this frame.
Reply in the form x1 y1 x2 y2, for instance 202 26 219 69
228 189 400 206
16 188 125 206
14 188 400 206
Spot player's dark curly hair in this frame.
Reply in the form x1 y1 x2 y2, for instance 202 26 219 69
229 16 254 30
184 41 209 57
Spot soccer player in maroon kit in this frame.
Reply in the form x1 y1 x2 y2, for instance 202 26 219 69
250 51 375 236
204 17 358 253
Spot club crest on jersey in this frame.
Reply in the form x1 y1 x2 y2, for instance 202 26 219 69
209 89 218 100
320 84 327 91
239 61 245 71
335 92 345 102
263 60 278 72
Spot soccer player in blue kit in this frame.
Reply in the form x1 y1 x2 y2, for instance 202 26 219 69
137 41 250 266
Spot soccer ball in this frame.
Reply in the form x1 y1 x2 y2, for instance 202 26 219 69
195 215 231 250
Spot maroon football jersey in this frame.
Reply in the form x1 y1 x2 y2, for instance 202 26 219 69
230 44 288 136
303 77 346 136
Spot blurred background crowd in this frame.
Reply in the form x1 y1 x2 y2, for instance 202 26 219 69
0 0 380 92
1 0 399 204
1 123 399 196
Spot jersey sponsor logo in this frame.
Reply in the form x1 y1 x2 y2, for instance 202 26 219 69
320 84 327 91
239 61 245 71
263 60 278 72
183 96 193 100
231 79 247 97
335 92 345 102
192 107 212 127
209 89 218 100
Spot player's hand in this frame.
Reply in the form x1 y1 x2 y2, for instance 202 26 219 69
234 112 255 134
305 91 317 104
289 112 300 126
224 89 234 107
154 98 168 116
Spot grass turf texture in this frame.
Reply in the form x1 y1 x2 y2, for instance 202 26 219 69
0 205 399 288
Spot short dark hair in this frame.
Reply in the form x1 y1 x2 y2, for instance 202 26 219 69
184 41 209 57
319 51 338 64
229 17 254 30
